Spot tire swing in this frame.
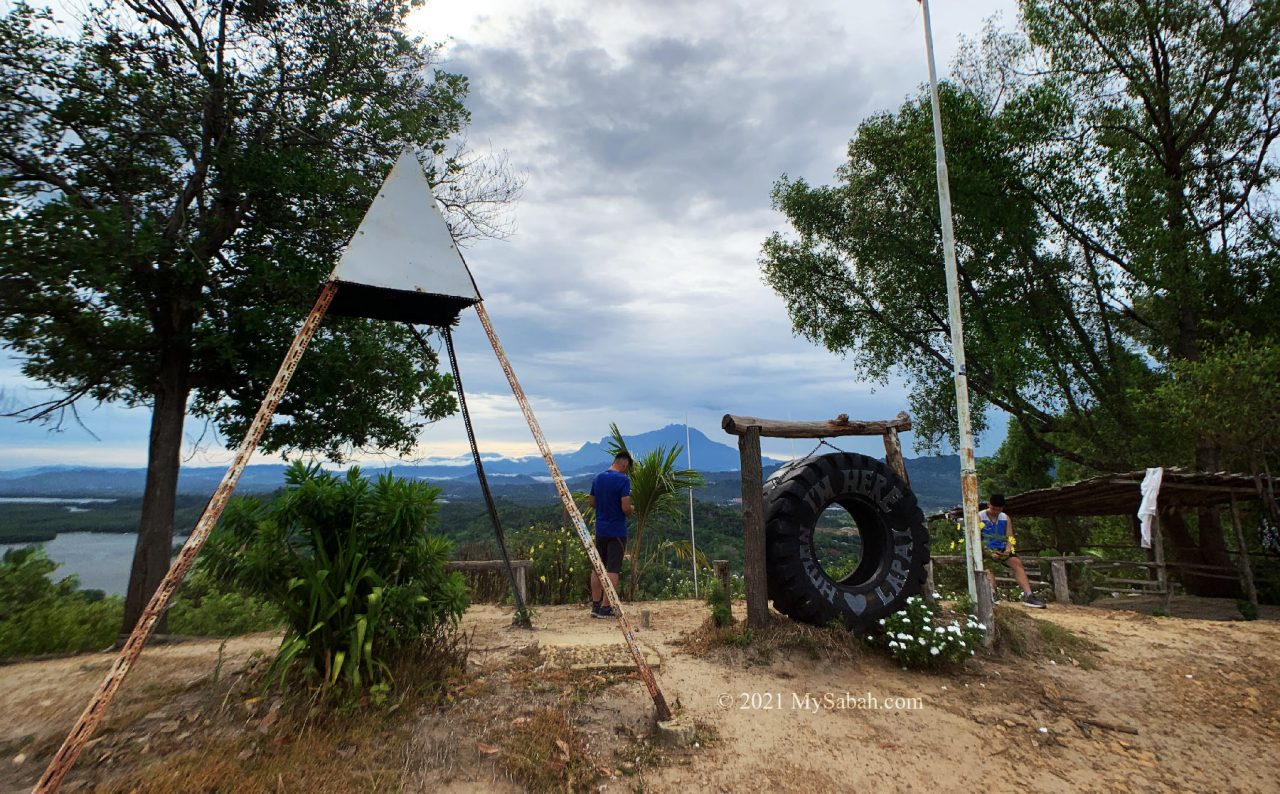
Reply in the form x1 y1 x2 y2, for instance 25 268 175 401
762 452 929 630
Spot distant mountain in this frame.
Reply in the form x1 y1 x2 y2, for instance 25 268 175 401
0 425 786 497
0 451 962 511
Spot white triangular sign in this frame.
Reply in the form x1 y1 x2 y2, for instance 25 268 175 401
327 148 481 326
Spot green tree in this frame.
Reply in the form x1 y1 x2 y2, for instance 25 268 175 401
760 0 1280 593
1145 334 1280 523
0 1 517 633
606 423 705 600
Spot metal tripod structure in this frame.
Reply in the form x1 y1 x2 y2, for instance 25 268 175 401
35 286 670 793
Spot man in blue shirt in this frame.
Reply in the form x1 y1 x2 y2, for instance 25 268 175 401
981 494 1046 608
588 451 634 619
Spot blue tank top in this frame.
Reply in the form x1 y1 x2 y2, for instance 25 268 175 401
980 511 1009 551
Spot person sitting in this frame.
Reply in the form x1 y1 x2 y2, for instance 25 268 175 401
980 494 1046 608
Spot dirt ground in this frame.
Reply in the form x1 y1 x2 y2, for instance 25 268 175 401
2 595 1278 793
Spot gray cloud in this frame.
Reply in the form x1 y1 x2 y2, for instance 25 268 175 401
1 0 1015 467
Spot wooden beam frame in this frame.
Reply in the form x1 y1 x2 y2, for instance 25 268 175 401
726 411 914 629
722 411 911 438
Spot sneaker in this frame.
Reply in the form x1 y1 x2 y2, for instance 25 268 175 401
1022 594 1047 609
592 606 615 619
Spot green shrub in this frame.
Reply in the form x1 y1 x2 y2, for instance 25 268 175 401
704 577 733 627
200 462 468 693
167 590 282 637
0 592 123 657
513 522 591 605
0 547 123 657
874 596 984 670
1237 599 1259 621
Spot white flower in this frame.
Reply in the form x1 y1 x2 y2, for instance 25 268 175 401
879 619 886 625
889 641 900 648
930 647 940 656
918 638 926 645
897 633 912 641
977 623 986 631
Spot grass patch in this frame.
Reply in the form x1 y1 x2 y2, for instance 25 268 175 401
994 606 1103 669
678 615 866 666
88 635 468 793
498 707 602 793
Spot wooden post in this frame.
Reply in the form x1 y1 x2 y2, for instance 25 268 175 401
1050 559 1071 604
515 565 528 606
1230 494 1259 607
739 425 769 628
713 559 731 599
924 562 936 603
1153 512 1171 612
37 283 339 793
882 428 910 484
975 572 995 649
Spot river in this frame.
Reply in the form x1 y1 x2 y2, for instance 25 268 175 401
0 498 183 596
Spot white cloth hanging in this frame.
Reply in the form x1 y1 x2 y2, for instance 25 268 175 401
1137 467 1164 549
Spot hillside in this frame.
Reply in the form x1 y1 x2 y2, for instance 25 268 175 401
2 598 1277 792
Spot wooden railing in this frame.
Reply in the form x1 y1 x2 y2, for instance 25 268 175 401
445 559 533 603
929 552 1261 604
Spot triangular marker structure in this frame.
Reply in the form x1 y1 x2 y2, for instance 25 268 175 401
327 148 481 326
38 148 673 793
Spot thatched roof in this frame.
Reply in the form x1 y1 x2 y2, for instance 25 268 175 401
931 468 1266 520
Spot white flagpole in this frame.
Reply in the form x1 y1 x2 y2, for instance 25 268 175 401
918 0 985 607
686 414 699 598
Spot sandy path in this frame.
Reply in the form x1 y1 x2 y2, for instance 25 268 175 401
2 599 1277 793
463 599 1280 793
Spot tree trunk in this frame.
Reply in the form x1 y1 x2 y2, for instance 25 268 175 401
1162 506 1242 600
1185 444 1239 597
121 357 189 636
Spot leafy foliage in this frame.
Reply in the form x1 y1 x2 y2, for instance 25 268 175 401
0 547 121 657
199 463 468 691
761 0 1280 474
704 576 733 628
513 522 592 605
0 0 517 631
166 571 282 637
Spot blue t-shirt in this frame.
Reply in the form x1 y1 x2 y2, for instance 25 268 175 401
980 511 1010 551
591 469 631 538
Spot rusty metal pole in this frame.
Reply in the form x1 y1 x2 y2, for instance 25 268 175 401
473 302 673 721
35 282 338 793
919 0 985 610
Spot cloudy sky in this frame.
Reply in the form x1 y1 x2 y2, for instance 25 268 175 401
0 0 1017 469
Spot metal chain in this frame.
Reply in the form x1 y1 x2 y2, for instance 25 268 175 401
423 324 528 619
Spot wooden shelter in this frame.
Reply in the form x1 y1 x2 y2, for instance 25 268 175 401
940 468 1270 608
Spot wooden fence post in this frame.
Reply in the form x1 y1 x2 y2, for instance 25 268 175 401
1230 494 1259 607
1050 559 1071 604
1153 513 1172 612
738 425 769 628
713 559 731 600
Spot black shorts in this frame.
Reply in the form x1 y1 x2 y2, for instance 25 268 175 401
595 535 626 574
